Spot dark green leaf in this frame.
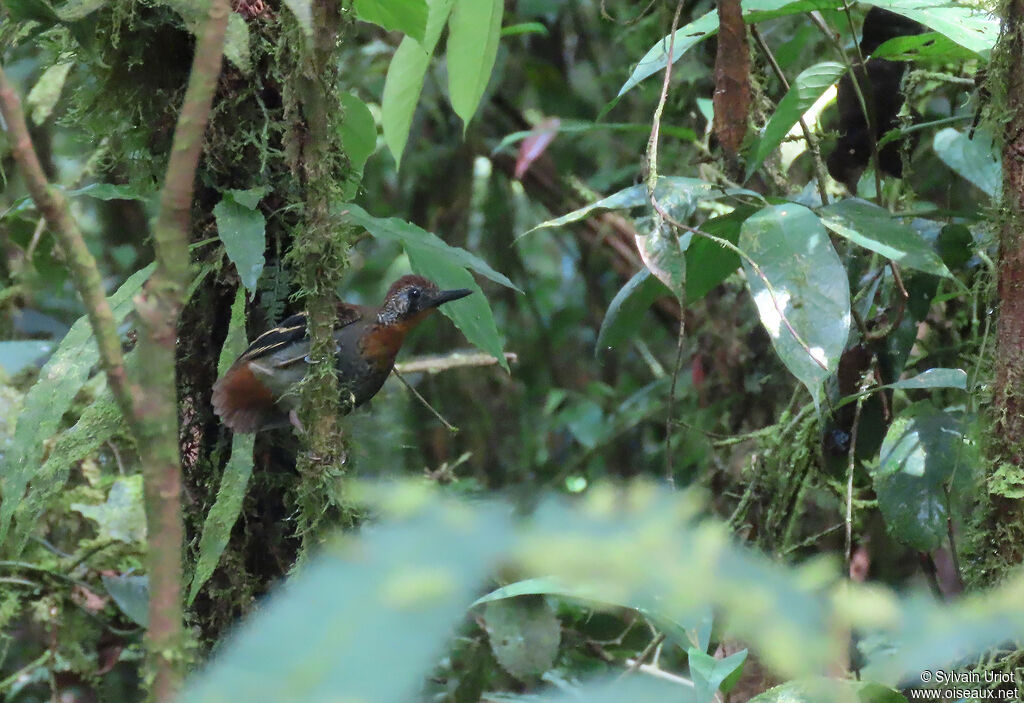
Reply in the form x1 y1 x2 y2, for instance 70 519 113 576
215 188 267 293
354 0 427 42
2 0 60 24
818 199 951 277
447 0 503 130
933 128 1001 198
936 224 974 270
871 402 976 551
595 270 669 355
484 597 561 681
739 204 850 408
101 574 149 627
685 206 755 303
747 62 845 180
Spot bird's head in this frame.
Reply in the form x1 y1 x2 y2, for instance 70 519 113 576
377 275 472 326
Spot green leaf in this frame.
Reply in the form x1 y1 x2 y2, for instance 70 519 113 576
860 0 997 58
190 291 253 604
484 597 561 681
0 264 152 547
280 0 312 36
686 206 755 304
818 199 951 277
71 475 147 544
636 225 686 300
177 498 514 702
500 21 548 37
189 433 254 604
3 0 60 25
890 368 967 391
0 340 53 376
37 388 121 489
611 0 841 108
525 177 738 235
67 182 155 201
53 0 107 21
595 270 669 355
224 12 252 74
871 32 979 62
354 0 427 42
381 0 456 166
26 61 73 125
936 224 974 270
688 647 747 703
933 128 1001 198
214 188 267 293
343 203 513 369
339 92 377 176
750 679 907 703
739 204 850 408
446 0 503 131
101 574 149 627
871 402 976 551
746 62 845 180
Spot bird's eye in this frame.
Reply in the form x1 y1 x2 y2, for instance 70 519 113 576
408 287 421 300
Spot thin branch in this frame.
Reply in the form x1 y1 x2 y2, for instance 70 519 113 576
391 369 458 433
750 25 830 205
394 351 518 374
645 0 686 487
0 66 134 421
846 367 873 563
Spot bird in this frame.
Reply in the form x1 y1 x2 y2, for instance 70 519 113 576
212 275 472 433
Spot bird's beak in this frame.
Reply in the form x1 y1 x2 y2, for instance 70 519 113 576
430 288 473 307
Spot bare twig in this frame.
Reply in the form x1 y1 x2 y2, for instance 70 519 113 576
394 351 518 374
846 367 873 563
391 369 458 433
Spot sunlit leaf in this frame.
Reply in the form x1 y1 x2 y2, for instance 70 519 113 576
746 62 845 180
739 204 850 408
860 0 997 58
871 32 979 62
890 368 967 391
354 0 427 42
224 13 252 74
280 0 312 36
871 402 976 551
26 61 73 124
447 0 502 131
689 647 747 703
818 199 951 277
71 475 147 544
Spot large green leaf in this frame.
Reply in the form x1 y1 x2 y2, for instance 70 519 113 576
343 203 514 369
933 128 1001 198
871 402 976 551
860 0 997 58
739 204 849 408
746 62 845 180
871 32 980 63
339 93 377 176
26 61 73 125
595 270 669 355
177 498 514 702
214 187 267 293
0 264 152 549
446 0 502 131
101 574 149 627
484 597 561 681
189 290 254 604
353 0 427 42
381 0 456 166
818 199 951 277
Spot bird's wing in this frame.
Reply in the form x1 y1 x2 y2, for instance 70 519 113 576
238 305 365 367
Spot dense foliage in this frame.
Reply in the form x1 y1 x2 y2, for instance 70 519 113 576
1 0 1020 701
